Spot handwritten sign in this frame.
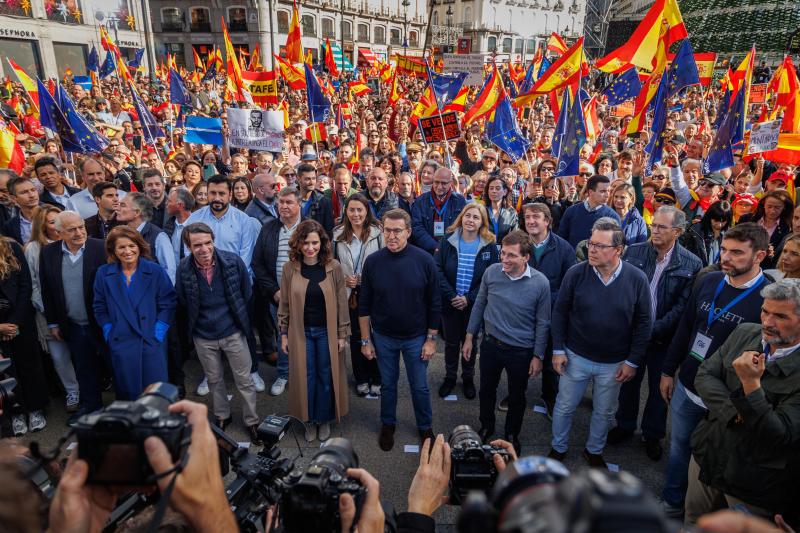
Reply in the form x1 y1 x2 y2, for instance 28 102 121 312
747 120 781 155
419 112 461 144
444 53 485 86
750 84 767 104
227 108 284 152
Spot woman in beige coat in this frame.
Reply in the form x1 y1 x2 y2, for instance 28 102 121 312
278 220 350 442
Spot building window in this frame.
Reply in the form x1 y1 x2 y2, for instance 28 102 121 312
432 11 438 25
227 7 247 32
463 6 472 24
193 44 213 68
409 30 419 48
487 36 497 51
342 20 352 41
277 10 289 33
301 14 316 37
45 0 83 24
165 43 185 67
53 42 87 78
358 23 369 42
161 7 183 32
190 7 211 32
390 28 401 45
502 38 512 53
374 26 385 45
322 17 335 38
0 40 40 77
514 39 523 54
526 39 537 54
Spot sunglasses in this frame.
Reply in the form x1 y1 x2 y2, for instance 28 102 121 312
501 159 513 164
541 167 555 173
579 172 592 177
483 156 497 161
698 180 716 187
656 198 676 205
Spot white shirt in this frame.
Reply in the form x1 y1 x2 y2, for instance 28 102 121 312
763 339 800 363
650 245 675 319
137 222 176 285
170 218 187 264
66 188 127 219
593 260 624 287
504 265 532 281
61 242 85 263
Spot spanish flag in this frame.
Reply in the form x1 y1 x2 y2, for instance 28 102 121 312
305 122 327 142
583 96 600 141
6 58 39 117
377 61 393 83
0 121 24 174
411 86 438 126
192 47 204 70
625 22 669 135
595 0 686 73
117 56 133 83
348 81 371 97
250 44 262 71
275 55 306 90
99 25 121 58
324 38 339 77
285 0 303 65
515 38 586 106
443 86 468 113
222 16 252 104
546 33 568 56
388 70 402 106
464 64 504 126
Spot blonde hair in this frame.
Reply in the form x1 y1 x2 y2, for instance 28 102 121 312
447 203 496 243
0 238 21 280
28 205 62 248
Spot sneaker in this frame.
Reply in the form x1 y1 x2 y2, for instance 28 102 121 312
270 377 288 396
369 384 381 397
196 377 209 396
498 396 509 412
318 422 331 441
28 411 46 432
304 422 316 442
251 372 266 393
356 383 369 397
582 449 608 469
658 499 685 520
11 415 27 436
66 392 80 413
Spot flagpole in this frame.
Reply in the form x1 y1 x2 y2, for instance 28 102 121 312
425 63 455 168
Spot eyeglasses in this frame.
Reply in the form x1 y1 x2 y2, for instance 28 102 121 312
579 171 592 177
656 198 676 205
541 167 555 173
383 227 407 235
501 159 513 164
284 172 297 178
653 174 667 180
650 223 678 232
586 241 618 250
482 156 497 161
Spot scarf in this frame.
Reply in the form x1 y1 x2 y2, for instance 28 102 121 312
689 189 714 214
431 190 451 221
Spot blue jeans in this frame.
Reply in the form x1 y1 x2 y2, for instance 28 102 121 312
551 352 622 454
372 332 432 431
305 326 334 423
270 303 289 379
662 379 708 507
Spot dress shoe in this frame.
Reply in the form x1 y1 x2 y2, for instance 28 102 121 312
582 449 608 469
215 416 233 431
498 396 509 411
607 427 634 445
419 428 435 446
378 424 396 451
505 434 521 456
477 427 494 443
462 379 476 400
248 425 262 446
438 378 455 398
547 447 567 461
643 438 663 461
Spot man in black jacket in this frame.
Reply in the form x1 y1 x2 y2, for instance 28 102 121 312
3 175 40 244
35 156 80 210
609 206 702 461
83 182 122 240
40 211 107 415
366 168 400 221
297 163 334 236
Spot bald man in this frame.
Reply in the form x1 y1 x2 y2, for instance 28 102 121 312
410 167 467 254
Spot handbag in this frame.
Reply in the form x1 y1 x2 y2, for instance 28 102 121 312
348 286 359 310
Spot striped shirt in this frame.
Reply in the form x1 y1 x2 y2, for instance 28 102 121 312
276 218 300 285
455 236 480 295
649 245 674 320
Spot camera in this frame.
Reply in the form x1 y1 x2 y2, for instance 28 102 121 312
448 425 511 505
73 382 191 485
0 358 17 423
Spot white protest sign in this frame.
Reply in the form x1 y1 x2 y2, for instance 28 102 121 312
444 53 485 86
748 120 781 155
227 108 284 152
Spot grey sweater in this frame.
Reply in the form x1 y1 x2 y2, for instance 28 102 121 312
467 263 551 356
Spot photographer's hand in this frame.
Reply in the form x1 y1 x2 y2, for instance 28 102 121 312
489 439 518 472
144 400 237 533
339 468 385 533
407 434 451 516
47 452 118 533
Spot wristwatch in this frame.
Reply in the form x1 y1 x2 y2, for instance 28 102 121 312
360 339 371 346
426 333 438 341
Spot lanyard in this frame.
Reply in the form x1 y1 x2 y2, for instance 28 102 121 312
487 206 500 237
706 275 764 331
430 194 450 220
301 197 313 217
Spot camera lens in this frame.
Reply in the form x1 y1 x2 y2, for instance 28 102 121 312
449 425 482 449
311 437 359 476
0 377 17 415
135 382 179 414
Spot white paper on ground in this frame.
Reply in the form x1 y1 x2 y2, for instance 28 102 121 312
444 394 458 401
404 445 419 453
365 394 379 400
608 463 620 472
533 405 548 414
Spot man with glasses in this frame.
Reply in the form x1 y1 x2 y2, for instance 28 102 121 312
500 165 526 208
606 207 702 461
549 218 652 469
557 175 620 249
411 167 467 254
405 142 424 173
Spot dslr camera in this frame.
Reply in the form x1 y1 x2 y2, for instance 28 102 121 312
448 425 511 505
73 382 191 485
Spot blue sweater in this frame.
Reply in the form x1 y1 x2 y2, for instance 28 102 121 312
552 261 652 365
359 244 442 338
557 202 621 248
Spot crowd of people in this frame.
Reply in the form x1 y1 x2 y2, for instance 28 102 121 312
0 57 798 531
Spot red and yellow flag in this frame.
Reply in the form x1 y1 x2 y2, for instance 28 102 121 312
117 56 133 83
443 86 468 113
250 44 262 71
626 22 669 135
583 96 600 141
192 47 204 70
546 33 568 56
275 55 306 90
515 37 586 106
6 58 39 117
388 70 402 106
324 38 339 78
595 0 686 73
241 70 278 107
99 25 121 58
285 0 303 64
348 81 371 97
464 64 505 126
411 86 438 126
0 121 24 174
222 17 252 104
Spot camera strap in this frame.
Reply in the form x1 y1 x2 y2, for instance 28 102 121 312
145 450 190 533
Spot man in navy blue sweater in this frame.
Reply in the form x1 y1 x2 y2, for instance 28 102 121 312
557 175 621 249
549 219 652 469
359 209 442 452
658 222 769 519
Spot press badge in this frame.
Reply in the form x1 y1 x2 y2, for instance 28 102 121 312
434 220 445 237
690 332 713 362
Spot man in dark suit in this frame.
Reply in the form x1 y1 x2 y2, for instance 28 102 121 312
141 168 169 228
84 182 122 240
3 176 40 244
0 169 18 228
35 156 80 209
40 210 107 415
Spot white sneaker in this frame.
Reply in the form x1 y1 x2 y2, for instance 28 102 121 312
356 383 369 396
11 415 27 436
270 377 288 396
251 372 266 393
318 422 331 441
304 422 316 442
66 392 80 413
28 410 46 432
370 384 381 397
196 377 209 396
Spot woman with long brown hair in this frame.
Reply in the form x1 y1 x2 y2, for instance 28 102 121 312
278 220 350 442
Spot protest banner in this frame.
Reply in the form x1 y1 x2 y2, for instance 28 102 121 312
750 83 767 104
747 119 781 155
610 100 636 118
241 70 278 107
419 111 461 143
443 53 485 86
227 108 284 151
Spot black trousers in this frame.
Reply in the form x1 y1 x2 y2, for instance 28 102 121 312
441 306 476 381
478 336 534 438
2 324 49 414
615 343 669 441
167 306 190 388
349 306 380 386
541 337 559 407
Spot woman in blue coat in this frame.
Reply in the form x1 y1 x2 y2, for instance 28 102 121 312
611 183 648 245
93 226 176 400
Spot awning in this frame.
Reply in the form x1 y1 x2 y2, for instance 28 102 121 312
358 48 378 65
328 42 354 71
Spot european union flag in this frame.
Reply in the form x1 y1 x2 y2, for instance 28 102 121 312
305 62 330 123
519 62 536 94
87 46 99 74
601 68 642 106
56 84 109 153
538 56 552 79
128 82 165 144
127 48 145 70
486 96 531 162
99 52 115 79
427 67 468 110
201 62 217 83
169 68 193 107
705 84 744 173
38 79 84 153
72 75 92 91
184 116 223 145
553 89 586 178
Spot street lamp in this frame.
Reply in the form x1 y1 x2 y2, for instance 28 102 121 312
402 0 410 50
445 6 453 52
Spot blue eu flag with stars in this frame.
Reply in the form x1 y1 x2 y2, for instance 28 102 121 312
705 85 745 173
601 68 642 107
56 84 109 153
99 52 115 79
553 89 586 178
427 67 468 110
170 68 193 107
38 79 86 153
305 63 331 123
486 96 531 163
128 82 165 144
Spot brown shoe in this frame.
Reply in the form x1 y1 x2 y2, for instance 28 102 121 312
582 448 608 469
378 424 395 451
419 428 435 447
